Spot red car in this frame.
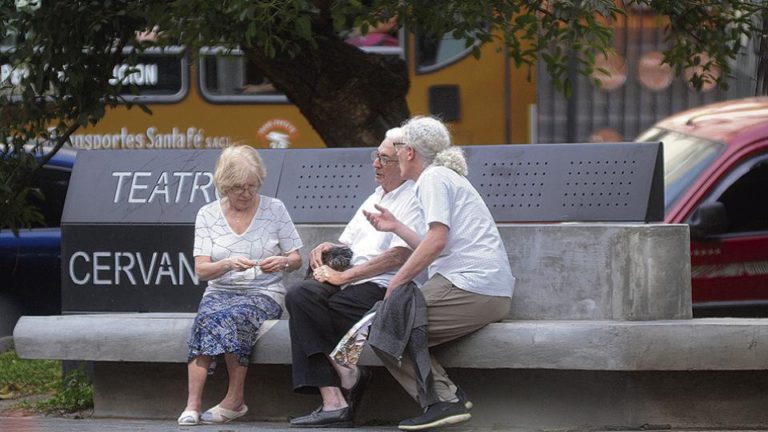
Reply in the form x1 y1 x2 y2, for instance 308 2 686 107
636 97 768 316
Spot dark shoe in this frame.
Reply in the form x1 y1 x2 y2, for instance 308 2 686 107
290 406 353 428
398 401 471 431
455 386 473 410
342 365 372 415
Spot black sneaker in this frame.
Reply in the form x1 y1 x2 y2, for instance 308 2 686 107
398 401 471 431
454 386 473 410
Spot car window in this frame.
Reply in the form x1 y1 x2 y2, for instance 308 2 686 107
636 127 725 211
709 156 768 234
692 153 768 235
28 165 71 228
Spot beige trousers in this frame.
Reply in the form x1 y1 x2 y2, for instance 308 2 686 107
377 274 511 403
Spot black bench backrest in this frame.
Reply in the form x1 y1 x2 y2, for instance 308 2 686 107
274 148 376 223
63 142 663 225
464 143 663 222
272 142 663 223
59 142 663 313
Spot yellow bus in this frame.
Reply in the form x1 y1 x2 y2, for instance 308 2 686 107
67 31 536 150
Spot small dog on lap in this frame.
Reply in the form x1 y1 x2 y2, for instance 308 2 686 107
306 246 353 281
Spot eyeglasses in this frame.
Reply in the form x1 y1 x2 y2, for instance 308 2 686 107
230 183 259 195
370 150 398 166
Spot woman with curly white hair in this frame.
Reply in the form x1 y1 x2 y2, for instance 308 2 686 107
365 116 514 431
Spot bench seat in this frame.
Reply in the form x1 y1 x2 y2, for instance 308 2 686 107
15 313 768 428
15 313 768 371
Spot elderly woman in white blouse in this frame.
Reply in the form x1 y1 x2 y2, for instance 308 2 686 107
177 145 303 426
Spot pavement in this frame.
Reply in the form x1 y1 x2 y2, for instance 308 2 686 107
1 416 764 432
0 417 499 432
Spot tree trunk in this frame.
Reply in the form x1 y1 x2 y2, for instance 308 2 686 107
246 35 410 148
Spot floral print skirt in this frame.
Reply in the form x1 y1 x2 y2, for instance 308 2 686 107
187 290 282 366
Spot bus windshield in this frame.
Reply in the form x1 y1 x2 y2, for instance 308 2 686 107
636 127 725 212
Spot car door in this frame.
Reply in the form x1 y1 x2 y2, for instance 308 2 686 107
0 163 71 323
689 151 768 315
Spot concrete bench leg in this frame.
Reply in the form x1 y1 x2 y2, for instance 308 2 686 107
90 362 768 428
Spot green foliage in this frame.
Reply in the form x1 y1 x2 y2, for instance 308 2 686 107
0 350 93 414
1 0 766 230
0 149 45 235
1 0 163 232
32 366 93 414
635 0 764 92
0 350 60 397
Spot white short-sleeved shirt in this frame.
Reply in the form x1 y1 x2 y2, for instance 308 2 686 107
193 195 303 304
415 165 515 298
339 180 426 287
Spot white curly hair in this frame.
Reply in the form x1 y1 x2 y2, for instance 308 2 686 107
385 127 404 142
402 116 468 176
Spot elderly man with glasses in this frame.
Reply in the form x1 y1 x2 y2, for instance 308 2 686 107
286 128 426 428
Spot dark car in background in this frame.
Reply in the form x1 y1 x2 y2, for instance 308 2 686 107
637 97 768 317
0 147 76 337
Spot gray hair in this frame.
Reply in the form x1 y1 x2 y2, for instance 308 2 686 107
385 127 404 142
402 116 468 176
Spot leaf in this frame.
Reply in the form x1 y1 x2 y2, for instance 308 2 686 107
294 15 312 41
0 383 22 399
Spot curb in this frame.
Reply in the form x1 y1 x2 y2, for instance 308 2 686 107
0 336 14 354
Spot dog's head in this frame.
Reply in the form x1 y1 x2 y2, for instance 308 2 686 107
321 246 353 272
305 245 354 281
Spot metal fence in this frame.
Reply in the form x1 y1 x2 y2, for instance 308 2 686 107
536 9 757 144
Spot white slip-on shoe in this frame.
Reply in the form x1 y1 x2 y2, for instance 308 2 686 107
177 409 201 426
200 403 248 424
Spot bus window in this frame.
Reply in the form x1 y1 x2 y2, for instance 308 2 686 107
1 45 187 103
198 47 288 104
113 47 188 103
416 30 480 74
198 45 403 105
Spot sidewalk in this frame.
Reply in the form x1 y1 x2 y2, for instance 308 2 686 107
2 417 377 432
0 416 760 432
0 417 488 432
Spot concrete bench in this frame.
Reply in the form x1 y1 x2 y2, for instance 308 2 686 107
15 315 768 427
17 222 768 428
15 145 768 428
16 314 768 371
297 223 691 321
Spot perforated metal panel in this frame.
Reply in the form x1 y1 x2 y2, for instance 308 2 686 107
464 142 663 222
275 148 377 223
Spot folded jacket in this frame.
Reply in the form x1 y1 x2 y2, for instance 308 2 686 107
368 281 438 408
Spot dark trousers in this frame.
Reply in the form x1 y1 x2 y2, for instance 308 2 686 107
285 279 385 394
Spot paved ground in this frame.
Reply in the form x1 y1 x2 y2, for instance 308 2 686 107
1 416 764 432
0 417 515 432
